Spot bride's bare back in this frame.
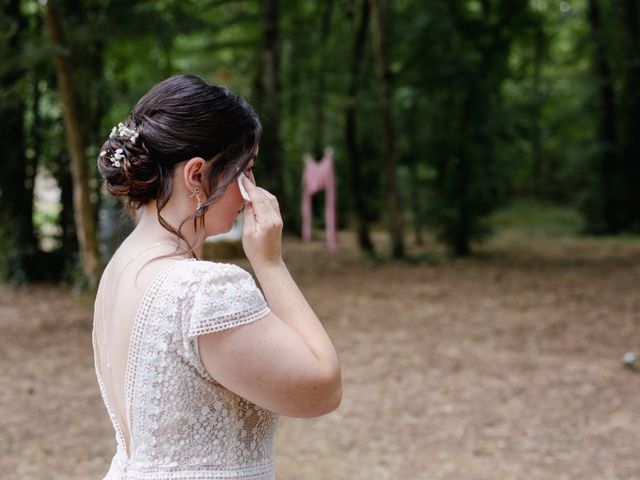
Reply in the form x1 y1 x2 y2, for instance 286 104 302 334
93 243 183 457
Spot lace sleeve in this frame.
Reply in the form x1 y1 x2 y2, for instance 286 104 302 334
188 262 271 337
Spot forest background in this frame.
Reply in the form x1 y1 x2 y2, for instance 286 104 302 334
2 0 640 285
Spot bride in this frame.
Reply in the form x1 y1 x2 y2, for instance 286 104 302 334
92 74 342 479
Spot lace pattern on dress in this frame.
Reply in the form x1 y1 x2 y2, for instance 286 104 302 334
125 259 189 460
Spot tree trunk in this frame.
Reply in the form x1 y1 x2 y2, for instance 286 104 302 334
345 0 375 253
530 22 544 197
256 0 286 206
313 0 334 159
587 0 622 233
0 0 39 281
407 101 425 247
45 0 100 285
57 154 79 265
454 89 474 257
621 0 640 229
368 0 405 258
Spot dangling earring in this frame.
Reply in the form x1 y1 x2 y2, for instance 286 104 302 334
191 187 202 212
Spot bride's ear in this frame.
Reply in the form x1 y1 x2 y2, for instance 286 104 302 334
183 157 207 193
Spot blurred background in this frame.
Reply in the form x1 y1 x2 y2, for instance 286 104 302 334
1 0 640 479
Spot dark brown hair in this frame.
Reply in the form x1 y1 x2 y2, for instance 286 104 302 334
97 74 261 257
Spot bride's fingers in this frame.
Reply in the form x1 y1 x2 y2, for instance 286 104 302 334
242 178 272 223
243 202 257 233
252 187 282 221
242 174 258 198
242 176 282 224
264 194 282 224
264 191 279 207
254 189 280 224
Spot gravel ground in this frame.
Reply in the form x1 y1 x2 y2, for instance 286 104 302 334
1 230 639 479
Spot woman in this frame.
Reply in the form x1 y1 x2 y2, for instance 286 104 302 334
92 74 342 480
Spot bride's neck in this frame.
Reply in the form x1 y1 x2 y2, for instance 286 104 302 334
132 200 204 258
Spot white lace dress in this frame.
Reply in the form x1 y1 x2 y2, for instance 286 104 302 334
92 259 280 480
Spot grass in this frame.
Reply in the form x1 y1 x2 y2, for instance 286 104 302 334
487 197 585 239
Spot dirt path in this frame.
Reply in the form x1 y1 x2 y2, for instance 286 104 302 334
1 231 639 479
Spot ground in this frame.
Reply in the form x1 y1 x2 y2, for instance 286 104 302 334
1 219 640 479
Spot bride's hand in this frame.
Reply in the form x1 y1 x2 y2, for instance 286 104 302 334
241 175 283 268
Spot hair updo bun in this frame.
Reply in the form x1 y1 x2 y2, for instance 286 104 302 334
96 74 261 255
97 76 260 208
97 120 164 209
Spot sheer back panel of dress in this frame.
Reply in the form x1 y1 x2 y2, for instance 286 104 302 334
93 248 182 460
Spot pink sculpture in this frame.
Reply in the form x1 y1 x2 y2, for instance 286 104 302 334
301 147 337 253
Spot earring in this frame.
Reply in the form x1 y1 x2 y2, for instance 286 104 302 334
190 186 202 212
194 187 203 212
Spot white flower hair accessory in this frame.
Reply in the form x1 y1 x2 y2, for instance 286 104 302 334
109 122 139 143
100 122 139 168
100 148 125 168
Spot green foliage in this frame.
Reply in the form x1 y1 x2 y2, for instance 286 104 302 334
3 0 640 283
390 0 538 255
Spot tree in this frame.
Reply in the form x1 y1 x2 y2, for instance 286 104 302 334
619 0 640 230
581 0 623 233
0 0 38 281
406 0 534 256
369 0 405 258
255 0 286 205
311 0 335 159
345 0 375 253
46 0 100 285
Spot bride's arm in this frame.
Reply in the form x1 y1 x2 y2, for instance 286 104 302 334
197 176 342 418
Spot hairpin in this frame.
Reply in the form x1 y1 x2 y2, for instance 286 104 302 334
101 121 138 168
99 148 125 168
109 122 139 143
